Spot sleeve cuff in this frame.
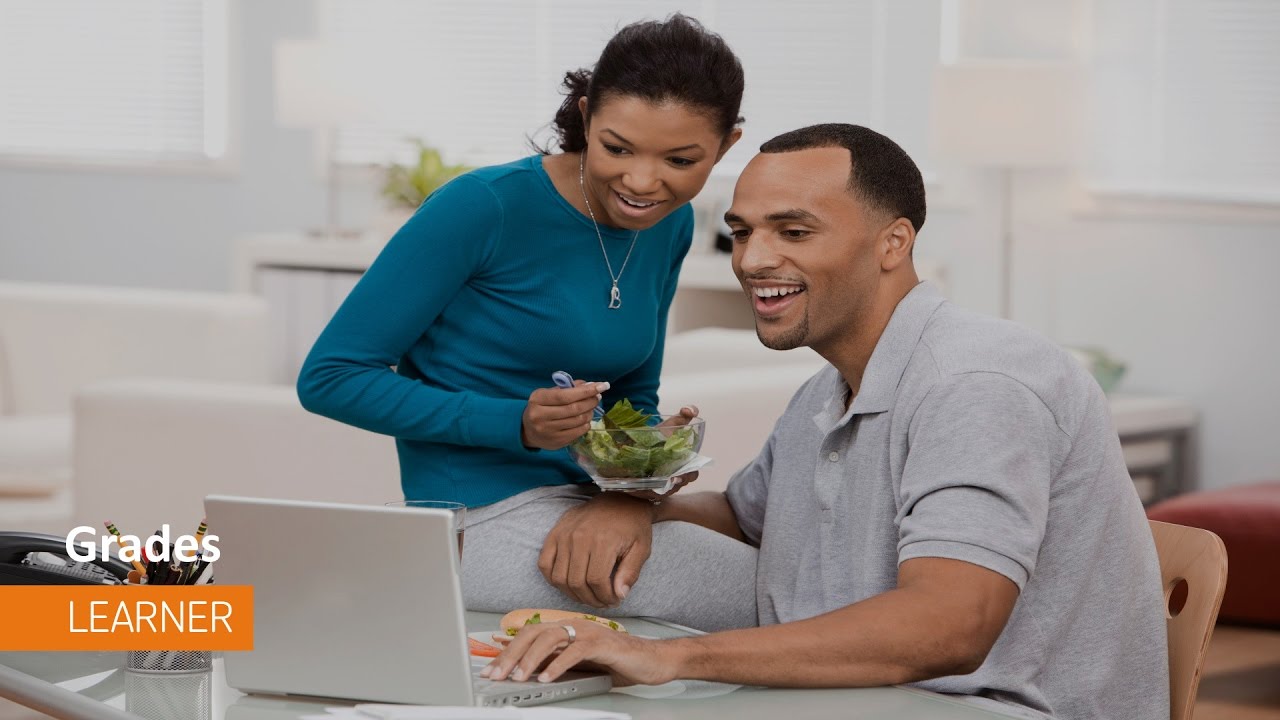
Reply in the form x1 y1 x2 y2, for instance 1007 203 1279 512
725 480 763 546
459 395 534 452
898 539 1030 590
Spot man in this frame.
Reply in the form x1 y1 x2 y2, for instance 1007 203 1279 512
486 124 1169 720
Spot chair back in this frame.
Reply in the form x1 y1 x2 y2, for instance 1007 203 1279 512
1149 520 1228 720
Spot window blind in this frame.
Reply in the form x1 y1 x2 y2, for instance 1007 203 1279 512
0 0 229 166
321 0 939 175
1089 0 1280 202
712 0 880 173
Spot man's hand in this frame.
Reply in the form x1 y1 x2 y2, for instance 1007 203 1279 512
522 381 608 450
481 620 676 686
539 493 655 608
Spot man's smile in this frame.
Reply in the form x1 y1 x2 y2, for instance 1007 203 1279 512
749 282 806 319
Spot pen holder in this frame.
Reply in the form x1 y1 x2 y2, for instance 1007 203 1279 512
126 650 213 674
121 577 213 674
126 666 212 720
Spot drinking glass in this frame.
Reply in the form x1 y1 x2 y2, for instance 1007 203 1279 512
385 500 466 561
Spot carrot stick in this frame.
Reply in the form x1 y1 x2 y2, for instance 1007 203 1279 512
469 637 501 657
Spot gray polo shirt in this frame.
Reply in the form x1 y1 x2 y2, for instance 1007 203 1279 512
726 282 1168 720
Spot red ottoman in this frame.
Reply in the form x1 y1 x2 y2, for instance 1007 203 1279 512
1147 481 1280 627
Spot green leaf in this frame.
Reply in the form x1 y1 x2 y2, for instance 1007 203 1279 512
602 399 650 429
379 139 473 210
624 427 666 447
572 399 698 478
615 445 653 475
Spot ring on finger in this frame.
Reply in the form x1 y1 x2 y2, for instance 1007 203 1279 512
561 624 576 646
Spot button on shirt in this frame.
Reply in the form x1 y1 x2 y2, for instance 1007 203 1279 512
726 282 1168 720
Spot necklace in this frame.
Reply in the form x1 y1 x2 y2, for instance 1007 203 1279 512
579 152 639 310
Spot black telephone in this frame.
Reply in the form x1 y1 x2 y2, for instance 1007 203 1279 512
0 531 132 585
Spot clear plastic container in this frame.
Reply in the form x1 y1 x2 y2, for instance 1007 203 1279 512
568 416 705 490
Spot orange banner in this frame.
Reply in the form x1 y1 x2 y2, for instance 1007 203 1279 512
0 585 253 651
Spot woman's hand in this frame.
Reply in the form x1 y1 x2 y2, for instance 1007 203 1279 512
623 405 701 502
481 619 677 687
657 404 699 428
539 493 656 608
622 472 699 504
521 381 609 450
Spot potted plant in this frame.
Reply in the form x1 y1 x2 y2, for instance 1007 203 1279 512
378 140 472 232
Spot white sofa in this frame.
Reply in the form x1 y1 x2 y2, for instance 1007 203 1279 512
71 378 401 536
63 328 825 536
0 282 270 533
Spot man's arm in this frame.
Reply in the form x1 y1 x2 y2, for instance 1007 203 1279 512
538 429 772 607
653 491 746 542
536 489 747 608
485 556 1018 687
666 557 1018 686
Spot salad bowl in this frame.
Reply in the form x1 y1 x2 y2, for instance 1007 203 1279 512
566 401 705 491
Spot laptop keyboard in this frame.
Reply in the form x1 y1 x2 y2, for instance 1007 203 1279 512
470 658 540 691
470 658 596 706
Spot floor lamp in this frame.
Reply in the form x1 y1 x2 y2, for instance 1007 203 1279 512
274 40 367 239
931 62 1081 318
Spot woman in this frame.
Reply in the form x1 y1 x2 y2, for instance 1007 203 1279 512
298 14 756 631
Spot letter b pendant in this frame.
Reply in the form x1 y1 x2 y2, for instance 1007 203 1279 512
608 282 622 310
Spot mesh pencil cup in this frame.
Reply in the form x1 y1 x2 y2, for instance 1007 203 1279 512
125 667 212 720
126 649 212 674
122 576 213 674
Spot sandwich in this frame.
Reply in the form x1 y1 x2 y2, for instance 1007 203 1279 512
499 608 628 636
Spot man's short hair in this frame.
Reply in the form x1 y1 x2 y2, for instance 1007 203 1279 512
759 123 926 233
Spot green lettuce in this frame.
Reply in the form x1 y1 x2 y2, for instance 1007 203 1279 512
505 611 543 636
572 400 698 478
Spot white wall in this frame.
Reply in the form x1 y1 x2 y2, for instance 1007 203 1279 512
0 1 381 291
918 169 1280 492
1 2 1277 491
1016 174 1280 491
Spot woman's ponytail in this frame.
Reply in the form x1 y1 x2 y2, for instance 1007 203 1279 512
550 69 592 153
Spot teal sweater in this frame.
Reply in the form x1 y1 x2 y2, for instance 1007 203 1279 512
297 155 694 506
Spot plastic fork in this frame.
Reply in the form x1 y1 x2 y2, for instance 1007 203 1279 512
551 370 605 420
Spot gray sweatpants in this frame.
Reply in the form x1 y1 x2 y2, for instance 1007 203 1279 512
460 486 758 632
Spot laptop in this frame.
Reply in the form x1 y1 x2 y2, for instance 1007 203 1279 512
204 495 612 707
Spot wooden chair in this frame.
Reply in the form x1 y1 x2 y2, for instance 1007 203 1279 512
1149 520 1229 720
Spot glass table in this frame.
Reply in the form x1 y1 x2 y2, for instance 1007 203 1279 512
0 613 1023 720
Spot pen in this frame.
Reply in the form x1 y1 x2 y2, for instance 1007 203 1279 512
146 529 162 584
186 553 209 585
167 551 182 584
185 519 209 585
142 650 163 671
104 521 148 576
192 561 215 585
181 556 201 585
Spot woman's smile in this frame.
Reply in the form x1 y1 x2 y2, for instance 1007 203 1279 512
612 189 666 219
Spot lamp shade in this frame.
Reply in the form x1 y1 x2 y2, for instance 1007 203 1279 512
931 61 1082 168
273 39 369 128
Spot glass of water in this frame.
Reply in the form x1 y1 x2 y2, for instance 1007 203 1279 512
385 500 466 560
